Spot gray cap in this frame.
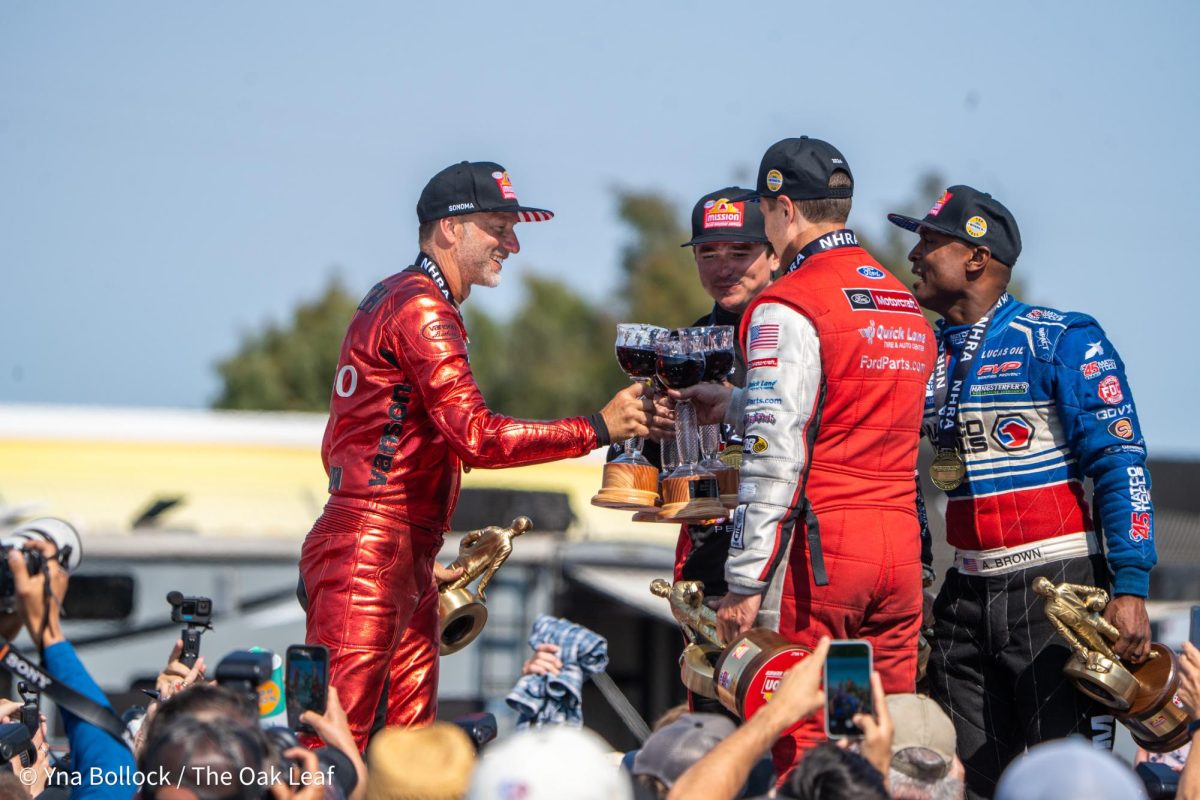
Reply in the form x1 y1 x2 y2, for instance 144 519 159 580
995 738 1148 800
632 713 737 787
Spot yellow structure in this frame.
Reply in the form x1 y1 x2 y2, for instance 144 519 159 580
0 404 670 543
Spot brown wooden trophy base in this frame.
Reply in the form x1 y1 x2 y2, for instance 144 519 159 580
659 474 728 522
713 467 740 509
591 462 661 510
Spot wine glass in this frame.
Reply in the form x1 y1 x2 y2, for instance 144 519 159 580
613 323 667 467
698 325 736 471
656 327 708 479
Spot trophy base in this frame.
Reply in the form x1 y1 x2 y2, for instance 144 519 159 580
1064 653 1139 712
714 467 740 509
631 509 679 524
713 628 811 731
1123 644 1190 753
660 475 728 522
680 643 721 699
438 588 488 656
591 463 661 510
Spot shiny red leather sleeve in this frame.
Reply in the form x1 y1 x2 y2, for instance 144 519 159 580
390 294 598 468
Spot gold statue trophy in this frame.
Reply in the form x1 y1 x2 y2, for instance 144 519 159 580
437 517 531 655
651 579 810 730
1035 577 1188 751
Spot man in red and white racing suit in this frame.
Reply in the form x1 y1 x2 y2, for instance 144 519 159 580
679 138 935 776
300 160 658 749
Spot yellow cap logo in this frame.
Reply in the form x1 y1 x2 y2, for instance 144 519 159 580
765 169 783 192
965 216 988 238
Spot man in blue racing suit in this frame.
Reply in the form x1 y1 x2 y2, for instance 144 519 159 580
888 185 1156 799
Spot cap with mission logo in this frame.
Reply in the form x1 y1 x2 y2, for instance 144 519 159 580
887 184 1022 267
417 161 554 224
732 137 854 203
681 187 769 247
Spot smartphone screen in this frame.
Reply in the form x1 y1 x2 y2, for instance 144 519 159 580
824 640 873 739
1190 606 1200 649
285 645 329 733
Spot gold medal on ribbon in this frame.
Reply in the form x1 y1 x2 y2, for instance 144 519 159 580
930 449 966 491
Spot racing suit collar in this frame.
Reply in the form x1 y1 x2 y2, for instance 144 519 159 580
937 293 1019 347
405 251 460 310
783 228 859 274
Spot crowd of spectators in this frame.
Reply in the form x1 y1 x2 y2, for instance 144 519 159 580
4 535 1200 800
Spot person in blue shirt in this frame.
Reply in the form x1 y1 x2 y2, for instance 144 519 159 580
888 185 1156 799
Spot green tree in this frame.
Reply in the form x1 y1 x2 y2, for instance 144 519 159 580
616 191 713 328
213 276 357 411
468 274 625 419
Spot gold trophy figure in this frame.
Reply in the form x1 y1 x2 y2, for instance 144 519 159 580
649 579 810 725
1036 577 1187 751
437 516 531 655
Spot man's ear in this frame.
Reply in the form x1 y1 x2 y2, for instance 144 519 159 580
966 245 992 276
435 216 461 247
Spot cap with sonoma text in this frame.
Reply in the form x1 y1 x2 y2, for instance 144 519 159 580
681 187 770 247
887 184 1022 266
417 161 554 224
733 136 854 203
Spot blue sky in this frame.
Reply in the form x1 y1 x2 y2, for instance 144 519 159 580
3 1 1198 455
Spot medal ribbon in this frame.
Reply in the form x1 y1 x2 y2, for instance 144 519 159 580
933 293 1010 451
784 228 859 274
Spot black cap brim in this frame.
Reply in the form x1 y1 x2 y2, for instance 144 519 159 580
886 213 923 233
887 213 959 240
681 232 769 248
726 187 762 203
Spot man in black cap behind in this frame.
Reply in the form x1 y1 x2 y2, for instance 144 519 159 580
888 185 1156 798
299 160 663 748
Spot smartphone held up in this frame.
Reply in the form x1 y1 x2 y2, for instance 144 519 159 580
824 640 873 739
286 645 329 733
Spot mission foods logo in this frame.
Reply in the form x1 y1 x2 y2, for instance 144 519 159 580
842 288 922 315
492 171 517 200
703 198 745 229
928 190 953 216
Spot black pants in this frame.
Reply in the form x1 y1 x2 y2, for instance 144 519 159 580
928 554 1115 800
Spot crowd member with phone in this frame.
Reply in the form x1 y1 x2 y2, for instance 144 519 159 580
286 644 329 734
668 638 895 800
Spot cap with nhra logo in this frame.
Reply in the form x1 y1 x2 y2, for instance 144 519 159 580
888 184 1022 267
734 136 854 203
681 187 769 247
417 161 554 224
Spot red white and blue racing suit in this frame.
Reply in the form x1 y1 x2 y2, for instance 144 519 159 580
924 295 1157 798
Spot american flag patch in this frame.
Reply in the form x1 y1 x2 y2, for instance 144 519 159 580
962 557 978 571
749 324 780 351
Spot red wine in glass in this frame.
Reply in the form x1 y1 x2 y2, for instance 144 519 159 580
702 350 735 382
616 345 658 379
657 353 705 389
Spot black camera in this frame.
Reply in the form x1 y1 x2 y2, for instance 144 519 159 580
167 592 213 626
0 519 82 611
264 727 358 799
0 722 35 764
214 650 273 701
167 591 213 668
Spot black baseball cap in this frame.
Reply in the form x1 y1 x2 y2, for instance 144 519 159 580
888 185 1022 266
416 161 554 224
681 187 769 247
733 136 854 202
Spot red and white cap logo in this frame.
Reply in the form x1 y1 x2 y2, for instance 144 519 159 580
492 170 518 201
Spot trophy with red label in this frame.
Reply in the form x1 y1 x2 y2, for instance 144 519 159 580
1035 577 1188 752
650 578 810 728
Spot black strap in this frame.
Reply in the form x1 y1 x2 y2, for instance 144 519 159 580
784 228 859 275
931 293 1010 451
0 639 131 749
804 502 828 587
403 250 459 309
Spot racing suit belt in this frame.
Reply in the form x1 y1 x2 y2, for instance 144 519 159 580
953 532 1096 576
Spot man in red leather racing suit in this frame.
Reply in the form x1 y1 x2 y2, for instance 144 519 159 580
678 138 935 776
300 161 658 749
